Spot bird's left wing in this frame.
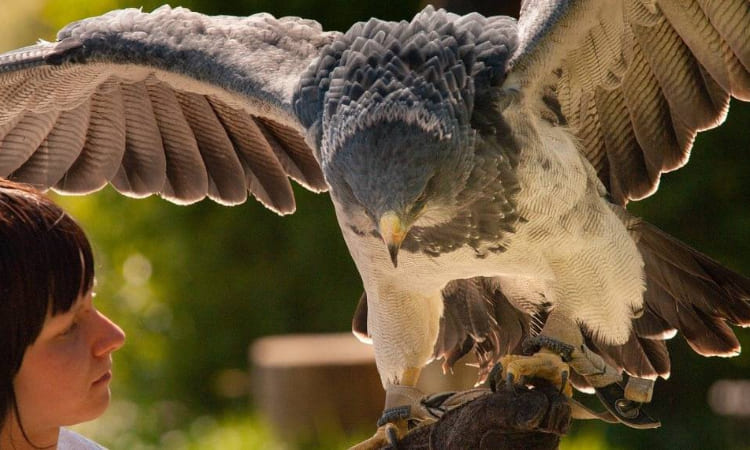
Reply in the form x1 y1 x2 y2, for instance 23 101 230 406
0 6 338 212
508 0 749 205
503 0 750 383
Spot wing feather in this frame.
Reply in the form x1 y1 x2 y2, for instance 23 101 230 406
56 80 126 194
632 18 726 132
512 0 748 203
111 81 167 197
145 80 208 204
594 86 653 201
697 0 750 74
620 43 683 175
209 99 297 214
175 91 248 205
255 118 327 192
0 110 58 175
12 101 90 187
0 6 337 212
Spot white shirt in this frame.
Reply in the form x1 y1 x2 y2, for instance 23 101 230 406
57 428 106 450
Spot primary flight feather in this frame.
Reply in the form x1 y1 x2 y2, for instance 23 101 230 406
1 0 748 444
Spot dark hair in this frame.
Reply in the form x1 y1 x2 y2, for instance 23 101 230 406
0 179 95 430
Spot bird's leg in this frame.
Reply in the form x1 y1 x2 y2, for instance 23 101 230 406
350 367 490 450
349 367 422 450
566 339 622 388
522 316 660 429
557 332 659 428
380 368 422 439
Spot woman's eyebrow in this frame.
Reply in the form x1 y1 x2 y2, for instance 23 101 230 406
66 296 89 314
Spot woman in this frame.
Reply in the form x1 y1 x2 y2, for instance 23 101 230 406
0 179 125 449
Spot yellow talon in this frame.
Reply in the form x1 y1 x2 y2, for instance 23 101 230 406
499 350 573 397
348 421 407 450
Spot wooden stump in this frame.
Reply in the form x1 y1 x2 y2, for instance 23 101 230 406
250 333 384 438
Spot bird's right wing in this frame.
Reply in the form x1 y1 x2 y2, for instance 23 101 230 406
0 6 339 213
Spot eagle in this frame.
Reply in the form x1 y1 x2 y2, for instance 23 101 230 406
1 1 748 447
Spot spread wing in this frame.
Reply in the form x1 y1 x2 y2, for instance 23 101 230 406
0 6 338 213
509 0 749 205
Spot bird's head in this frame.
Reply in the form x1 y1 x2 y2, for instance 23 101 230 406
324 120 474 267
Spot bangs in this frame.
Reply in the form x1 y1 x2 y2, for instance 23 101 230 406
44 212 95 315
0 183 95 345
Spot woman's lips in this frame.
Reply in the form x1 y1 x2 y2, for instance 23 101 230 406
92 371 112 385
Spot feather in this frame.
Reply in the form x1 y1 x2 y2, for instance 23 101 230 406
588 331 670 379
256 118 327 193
432 277 533 383
0 110 58 175
209 99 297 214
56 81 126 194
175 91 248 205
11 101 90 188
594 85 653 202
620 40 683 177
631 219 750 356
351 292 370 344
111 81 167 198
145 81 208 204
0 6 331 211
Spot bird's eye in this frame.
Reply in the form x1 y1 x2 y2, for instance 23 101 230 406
412 190 428 213
412 175 434 214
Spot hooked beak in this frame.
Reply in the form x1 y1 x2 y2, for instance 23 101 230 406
378 211 408 268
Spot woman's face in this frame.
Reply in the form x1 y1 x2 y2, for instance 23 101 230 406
13 291 125 431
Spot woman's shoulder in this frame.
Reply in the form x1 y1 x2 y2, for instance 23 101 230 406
58 428 107 450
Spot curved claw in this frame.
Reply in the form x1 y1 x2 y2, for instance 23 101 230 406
488 363 503 392
559 369 569 394
385 423 400 448
349 422 407 450
506 371 516 389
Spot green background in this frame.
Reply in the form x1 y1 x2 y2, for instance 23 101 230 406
1 1 749 448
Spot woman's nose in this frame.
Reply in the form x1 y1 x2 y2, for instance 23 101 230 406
92 310 126 357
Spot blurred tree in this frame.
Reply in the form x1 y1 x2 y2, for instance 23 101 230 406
1 1 748 448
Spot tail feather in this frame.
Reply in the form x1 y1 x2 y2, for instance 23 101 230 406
632 220 750 357
638 337 671 377
585 329 671 379
633 305 676 340
639 224 750 302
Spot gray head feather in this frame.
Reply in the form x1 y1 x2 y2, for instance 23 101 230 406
293 7 520 253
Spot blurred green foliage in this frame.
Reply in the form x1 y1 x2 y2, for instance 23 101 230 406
2 0 749 448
